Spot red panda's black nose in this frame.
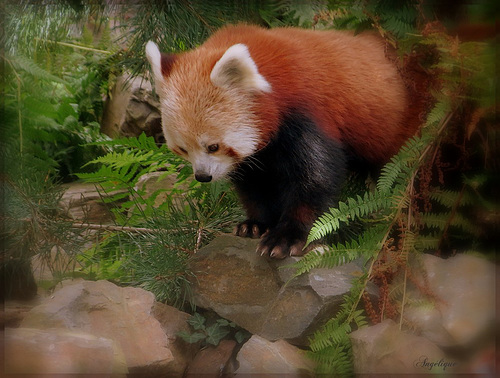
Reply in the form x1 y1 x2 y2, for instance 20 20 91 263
195 173 212 182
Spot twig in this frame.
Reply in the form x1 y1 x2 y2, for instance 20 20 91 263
70 222 155 233
34 37 112 54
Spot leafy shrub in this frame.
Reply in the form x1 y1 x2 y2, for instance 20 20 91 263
178 312 250 346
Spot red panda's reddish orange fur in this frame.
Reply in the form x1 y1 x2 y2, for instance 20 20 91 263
148 24 420 258
195 25 414 164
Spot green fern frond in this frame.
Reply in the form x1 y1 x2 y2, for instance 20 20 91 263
377 135 427 193
77 164 139 189
309 343 353 376
295 225 385 276
292 243 363 277
90 132 167 152
307 191 391 245
421 212 481 236
415 232 441 252
7 54 68 84
424 98 451 128
310 320 352 352
429 188 473 208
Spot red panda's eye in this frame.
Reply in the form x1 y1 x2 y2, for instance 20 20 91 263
178 147 188 155
207 144 219 153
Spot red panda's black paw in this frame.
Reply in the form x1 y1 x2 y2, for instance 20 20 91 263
256 232 306 259
233 220 268 239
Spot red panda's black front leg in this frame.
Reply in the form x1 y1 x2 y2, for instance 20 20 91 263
231 112 347 259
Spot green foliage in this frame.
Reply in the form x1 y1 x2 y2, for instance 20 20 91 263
178 313 250 346
307 191 392 245
260 0 328 28
307 277 368 375
293 224 386 277
117 0 279 78
326 0 418 39
75 133 243 307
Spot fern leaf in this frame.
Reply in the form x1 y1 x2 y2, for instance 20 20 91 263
8 54 68 84
377 135 429 193
424 98 451 128
429 188 473 208
415 232 441 252
307 191 391 245
421 212 481 236
294 224 385 276
310 344 353 376
310 320 352 352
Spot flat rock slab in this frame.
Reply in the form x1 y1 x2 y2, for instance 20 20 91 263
19 279 186 375
5 327 128 375
189 235 371 345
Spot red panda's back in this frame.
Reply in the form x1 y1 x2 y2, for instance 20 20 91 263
202 25 413 164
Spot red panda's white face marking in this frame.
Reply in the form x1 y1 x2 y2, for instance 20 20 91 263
146 41 271 182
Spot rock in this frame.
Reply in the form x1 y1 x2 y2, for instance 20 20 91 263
5 327 128 375
351 319 459 375
189 235 375 345
235 335 315 375
59 181 117 222
186 340 238 376
31 246 83 285
424 254 496 347
405 253 496 348
1 298 42 328
131 171 189 213
152 301 200 375
135 171 178 207
101 74 162 143
20 279 177 374
402 302 456 347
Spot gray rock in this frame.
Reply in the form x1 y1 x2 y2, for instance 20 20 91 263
186 339 238 376
235 335 315 375
403 253 496 348
152 301 200 375
351 319 458 375
101 74 162 143
189 235 371 345
59 181 117 222
5 327 128 375
20 279 190 375
423 254 496 347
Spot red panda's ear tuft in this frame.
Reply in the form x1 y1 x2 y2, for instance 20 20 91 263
210 44 271 93
146 41 177 85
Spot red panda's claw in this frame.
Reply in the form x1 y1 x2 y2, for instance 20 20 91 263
289 242 307 257
234 220 268 239
269 246 287 259
257 229 307 259
251 224 261 238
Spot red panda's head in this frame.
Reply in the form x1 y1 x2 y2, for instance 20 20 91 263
146 41 271 182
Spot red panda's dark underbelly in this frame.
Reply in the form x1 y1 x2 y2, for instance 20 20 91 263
231 111 346 258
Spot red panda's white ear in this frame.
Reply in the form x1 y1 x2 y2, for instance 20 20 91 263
145 41 164 85
210 44 271 93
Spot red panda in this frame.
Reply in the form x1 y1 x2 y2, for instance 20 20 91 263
146 24 417 259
